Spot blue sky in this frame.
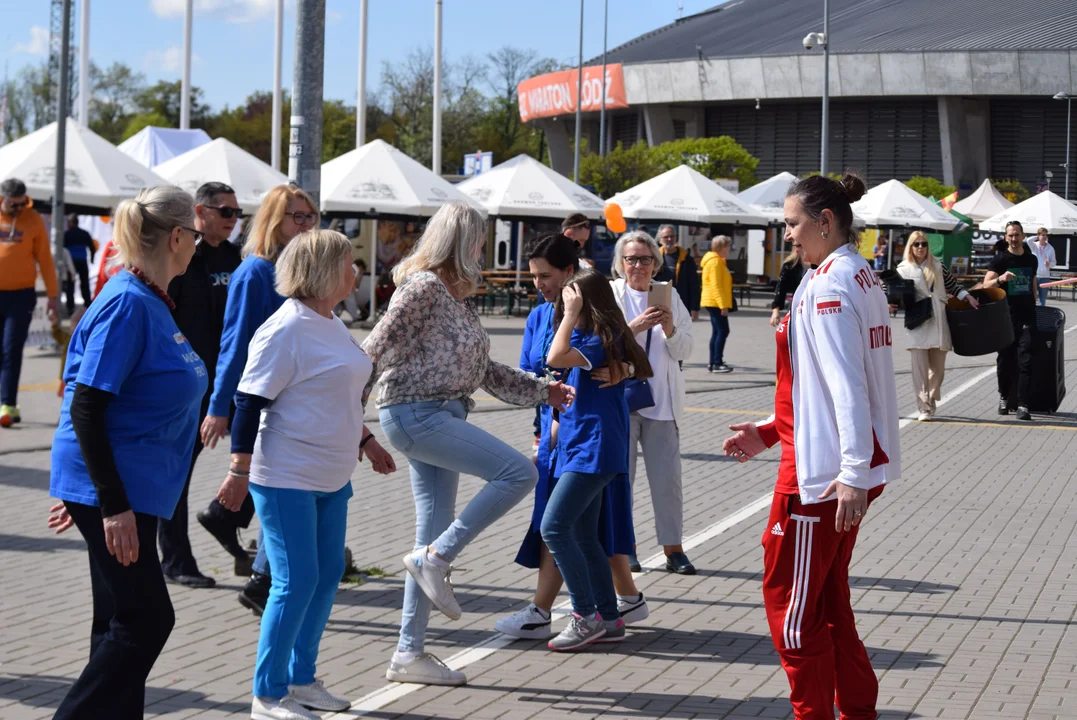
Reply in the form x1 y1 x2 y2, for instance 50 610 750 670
6 0 719 111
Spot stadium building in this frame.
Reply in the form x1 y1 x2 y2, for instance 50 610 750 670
523 0 1077 195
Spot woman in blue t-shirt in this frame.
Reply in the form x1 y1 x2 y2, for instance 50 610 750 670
496 235 647 641
541 269 653 651
46 186 207 719
194 184 319 613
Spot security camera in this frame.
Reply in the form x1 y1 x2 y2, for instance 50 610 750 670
803 33 816 50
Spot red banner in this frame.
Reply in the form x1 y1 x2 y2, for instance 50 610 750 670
517 64 628 123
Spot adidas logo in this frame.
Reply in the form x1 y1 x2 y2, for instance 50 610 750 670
771 522 784 536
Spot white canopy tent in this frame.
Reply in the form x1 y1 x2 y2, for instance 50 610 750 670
117 126 212 169
0 118 167 212
952 179 1015 224
608 165 768 227
456 154 605 220
737 171 798 223
321 139 484 313
979 190 1077 236
153 138 289 214
851 180 965 232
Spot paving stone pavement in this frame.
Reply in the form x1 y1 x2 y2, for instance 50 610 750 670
3 301 1077 720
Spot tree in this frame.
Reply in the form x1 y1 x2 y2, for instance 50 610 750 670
90 61 147 142
991 178 1031 204
121 112 172 141
133 80 209 128
904 176 955 199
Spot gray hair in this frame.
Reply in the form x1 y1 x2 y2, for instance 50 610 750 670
612 230 663 279
393 201 486 295
275 229 354 300
111 185 195 268
712 235 732 252
657 224 676 239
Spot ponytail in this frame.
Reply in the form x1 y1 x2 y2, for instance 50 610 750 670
111 185 194 269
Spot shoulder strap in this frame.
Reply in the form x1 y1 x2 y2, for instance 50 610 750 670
645 327 652 352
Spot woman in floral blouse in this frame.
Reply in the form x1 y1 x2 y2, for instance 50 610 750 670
362 202 575 687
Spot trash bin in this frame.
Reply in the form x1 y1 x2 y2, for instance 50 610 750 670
1007 306 1066 413
946 288 1014 357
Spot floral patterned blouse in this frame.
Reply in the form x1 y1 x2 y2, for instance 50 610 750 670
361 271 550 411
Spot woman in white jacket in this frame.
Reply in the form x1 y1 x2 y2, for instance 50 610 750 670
897 231 979 422
610 231 696 576
723 173 900 720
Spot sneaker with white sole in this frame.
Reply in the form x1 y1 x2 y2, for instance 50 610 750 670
548 612 606 651
917 411 931 422
385 652 467 686
288 679 350 712
403 550 462 620
251 695 319 720
597 616 626 643
495 602 553 639
617 593 650 625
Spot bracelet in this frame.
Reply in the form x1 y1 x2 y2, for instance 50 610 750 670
228 468 250 477
359 433 375 449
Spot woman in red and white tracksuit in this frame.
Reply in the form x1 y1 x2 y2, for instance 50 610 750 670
724 173 901 720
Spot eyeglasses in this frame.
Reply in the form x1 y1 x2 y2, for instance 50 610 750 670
205 205 244 219
287 212 318 225
181 226 205 245
623 255 655 267
911 242 929 248
4 200 27 210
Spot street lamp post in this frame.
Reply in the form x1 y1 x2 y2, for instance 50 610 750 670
1055 92 1072 200
573 0 584 183
803 0 830 175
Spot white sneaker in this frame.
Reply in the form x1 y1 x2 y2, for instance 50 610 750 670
917 411 932 422
288 679 350 712
251 695 320 720
495 603 553 639
617 593 650 625
385 652 467 686
403 550 462 620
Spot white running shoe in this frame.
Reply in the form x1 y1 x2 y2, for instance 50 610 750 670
917 411 932 422
403 550 462 620
251 696 320 720
495 603 554 639
617 593 650 625
288 679 350 711
385 652 467 686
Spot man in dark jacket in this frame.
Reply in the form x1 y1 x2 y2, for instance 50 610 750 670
158 182 244 587
63 215 95 313
655 224 700 320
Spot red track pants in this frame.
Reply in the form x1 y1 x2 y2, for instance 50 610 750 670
761 488 883 720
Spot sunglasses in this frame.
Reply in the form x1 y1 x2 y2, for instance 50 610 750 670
5 200 27 210
911 242 929 248
205 205 244 219
181 226 206 245
287 212 318 225
623 256 655 267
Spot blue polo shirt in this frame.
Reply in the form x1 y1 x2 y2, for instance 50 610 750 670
554 329 630 477
50 271 208 519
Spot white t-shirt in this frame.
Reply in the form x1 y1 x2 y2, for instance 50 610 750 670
239 299 373 492
623 287 674 422
1031 241 1057 278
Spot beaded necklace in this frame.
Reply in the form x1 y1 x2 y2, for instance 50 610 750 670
128 267 176 311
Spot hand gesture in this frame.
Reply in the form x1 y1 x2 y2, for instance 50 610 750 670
201 415 228 449
561 285 583 318
722 422 766 463
592 360 628 388
46 297 59 324
819 480 868 532
103 509 140 566
363 438 397 475
999 271 1015 283
769 310 781 328
547 381 576 412
629 306 663 335
216 473 249 512
967 295 980 309
657 306 675 336
47 502 74 534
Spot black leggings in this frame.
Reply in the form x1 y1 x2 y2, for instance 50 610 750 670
54 502 175 720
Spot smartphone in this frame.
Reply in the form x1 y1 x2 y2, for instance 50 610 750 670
648 281 672 309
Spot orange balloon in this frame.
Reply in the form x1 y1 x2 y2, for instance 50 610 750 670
604 203 627 233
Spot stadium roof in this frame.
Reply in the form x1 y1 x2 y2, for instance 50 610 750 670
594 0 1077 65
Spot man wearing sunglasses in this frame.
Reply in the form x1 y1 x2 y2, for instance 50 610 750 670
158 182 244 586
0 178 59 428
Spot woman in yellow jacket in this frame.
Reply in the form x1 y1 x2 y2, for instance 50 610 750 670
700 235 733 373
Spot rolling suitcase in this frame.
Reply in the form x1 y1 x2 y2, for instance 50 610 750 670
1007 306 1066 413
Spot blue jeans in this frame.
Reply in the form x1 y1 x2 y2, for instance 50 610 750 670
249 482 352 699
707 307 730 367
540 471 618 619
1038 283 1049 307
379 399 538 652
0 288 37 406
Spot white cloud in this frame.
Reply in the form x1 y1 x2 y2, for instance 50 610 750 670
11 26 49 56
149 0 292 23
144 46 204 73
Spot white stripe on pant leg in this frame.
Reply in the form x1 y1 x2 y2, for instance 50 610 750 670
783 517 804 649
788 514 819 650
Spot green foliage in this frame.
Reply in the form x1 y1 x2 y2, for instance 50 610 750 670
904 176 955 199
579 136 759 197
803 171 844 181
990 178 1031 204
121 112 172 141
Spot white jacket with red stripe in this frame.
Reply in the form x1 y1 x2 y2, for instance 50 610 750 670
760 244 901 504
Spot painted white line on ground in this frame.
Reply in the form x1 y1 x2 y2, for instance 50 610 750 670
333 335 1063 717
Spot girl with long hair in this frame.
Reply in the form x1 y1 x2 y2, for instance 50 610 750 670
542 269 653 651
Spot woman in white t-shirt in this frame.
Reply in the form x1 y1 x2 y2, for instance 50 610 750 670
609 231 696 575
215 229 396 720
